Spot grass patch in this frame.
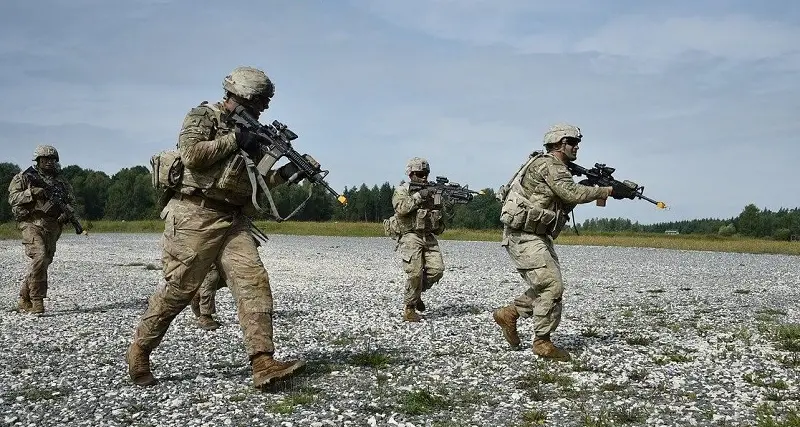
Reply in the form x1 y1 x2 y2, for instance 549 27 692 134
398 388 451 415
3 221 800 255
521 409 548 426
625 335 653 346
773 323 800 352
581 326 600 338
2 386 72 402
759 308 789 316
348 349 395 368
755 404 800 427
267 391 317 415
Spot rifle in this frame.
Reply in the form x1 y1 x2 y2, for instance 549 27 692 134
566 162 667 209
22 167 85 234
408 176 484 206
227 106 347 220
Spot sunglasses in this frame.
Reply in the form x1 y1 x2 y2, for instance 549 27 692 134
563 138 581 146
411 171 429 178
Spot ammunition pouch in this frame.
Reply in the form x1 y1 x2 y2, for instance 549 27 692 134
383 215 402 240
413 208 443 234
150 150 183 190
499 190 557 235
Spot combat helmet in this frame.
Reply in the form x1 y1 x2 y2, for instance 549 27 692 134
405 157 430 176
223 66 275 101
32 145 59 161
543 123 582 146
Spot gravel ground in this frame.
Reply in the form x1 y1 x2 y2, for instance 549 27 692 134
0 233 798 427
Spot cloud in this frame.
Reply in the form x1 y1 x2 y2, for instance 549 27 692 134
0 0 798 225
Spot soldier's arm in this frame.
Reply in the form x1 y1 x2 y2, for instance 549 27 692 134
542 162 610 205
7 174 33 207
392 186 419 215
178 106 238 170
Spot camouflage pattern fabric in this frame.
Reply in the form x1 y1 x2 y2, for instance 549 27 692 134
131 100 287 358
8 168 74 301
502 152 609 338
192 264 227 316
396 233 444 306
132 198 275 356
392 182 445 307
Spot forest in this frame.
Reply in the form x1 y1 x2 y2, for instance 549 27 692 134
1 162 797 240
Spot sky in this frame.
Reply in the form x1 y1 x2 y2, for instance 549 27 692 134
1 0 798 224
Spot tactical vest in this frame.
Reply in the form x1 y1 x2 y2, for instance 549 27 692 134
150 102 255 204
497 152 560 236
386 182 444 237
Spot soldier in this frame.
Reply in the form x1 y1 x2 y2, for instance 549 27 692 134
8 145 77 314
493 123 624 361
127 66 316 389
390 157 446 322
190 264 227 331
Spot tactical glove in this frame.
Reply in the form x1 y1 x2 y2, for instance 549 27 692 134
611 181 637 200
234 127 258 151
415 187 435 199
57 213 69 224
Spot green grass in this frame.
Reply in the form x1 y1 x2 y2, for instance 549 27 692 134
398 388 451 415
2 220 799 255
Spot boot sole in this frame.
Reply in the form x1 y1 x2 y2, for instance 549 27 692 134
254 360 307 390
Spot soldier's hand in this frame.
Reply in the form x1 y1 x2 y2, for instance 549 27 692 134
416 187 435 199
57 213 69 224
235 127 258 150
30 187 45 198
611 182 636 200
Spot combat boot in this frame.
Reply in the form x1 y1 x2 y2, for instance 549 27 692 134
30 299 44 314
126 343 157 386
251 354 306 390
493 305 520 348
403 305 421 322
18 297 32 312
533 337 571 362
415 299 426 312
197 314 221 331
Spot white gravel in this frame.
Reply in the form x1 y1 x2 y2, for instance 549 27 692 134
0 233 798 426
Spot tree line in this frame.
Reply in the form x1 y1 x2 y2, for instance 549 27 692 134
0 162 797 240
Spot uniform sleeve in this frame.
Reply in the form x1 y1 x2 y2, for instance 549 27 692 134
7 173 32 207
178 106 238 170
541 161 610 205
392 185 420 215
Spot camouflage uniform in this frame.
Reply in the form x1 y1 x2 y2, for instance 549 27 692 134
7 145 76 314
494 124 611 361
391 157 445 322
127 66 307 389
190 263 228 330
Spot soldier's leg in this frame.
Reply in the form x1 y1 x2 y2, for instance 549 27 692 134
397 233 423 321
494 235 550 349
522 241 568 361
20 224 50 313
217 219 304 389
128 203 226 385
193 264 223 330
31 223 62 313
17 223 38 311
422 238 444 291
